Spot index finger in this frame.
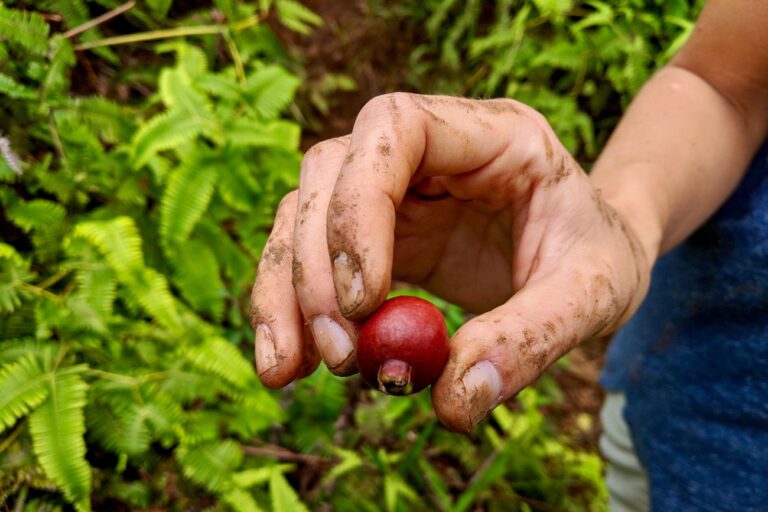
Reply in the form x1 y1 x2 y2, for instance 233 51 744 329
327 93 554 319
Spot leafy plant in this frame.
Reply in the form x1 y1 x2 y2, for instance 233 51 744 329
390 0 703 161
1 1 701 511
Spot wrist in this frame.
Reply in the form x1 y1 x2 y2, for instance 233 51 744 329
590 169 664 270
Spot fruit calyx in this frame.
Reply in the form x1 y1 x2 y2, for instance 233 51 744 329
377 359 413 396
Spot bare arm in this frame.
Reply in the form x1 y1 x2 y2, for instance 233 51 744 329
591 0 768 264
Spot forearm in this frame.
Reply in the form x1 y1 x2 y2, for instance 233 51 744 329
590 64 768 265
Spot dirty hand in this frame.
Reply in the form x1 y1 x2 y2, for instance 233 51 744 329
251 93 652 432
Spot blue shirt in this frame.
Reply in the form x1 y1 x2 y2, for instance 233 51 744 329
601 141 768 512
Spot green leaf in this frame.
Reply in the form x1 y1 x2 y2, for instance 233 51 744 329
322 447 362 486
0 71 37 99
223 487 265 512
160 149 219 247
274 0 322 35
131 109 216 168
0 243 35 314
170 239 226 319
30 368 91 510
0 5 50 55
243 65 301 120
7 199 66 233
185 337 256 389
177 439 243 492
233 464 293 488
0 353 49 434
269 466 308 512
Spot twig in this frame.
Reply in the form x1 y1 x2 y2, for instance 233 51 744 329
74 26 225 51
73 14 266 51
0 421 26 455
242 444 333 465
64 1 136 39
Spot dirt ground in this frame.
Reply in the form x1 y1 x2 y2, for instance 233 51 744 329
274 1 610 453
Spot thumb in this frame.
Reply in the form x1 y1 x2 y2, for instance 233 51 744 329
431 269 620 433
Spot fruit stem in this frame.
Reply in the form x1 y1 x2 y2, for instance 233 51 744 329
377 359 413 396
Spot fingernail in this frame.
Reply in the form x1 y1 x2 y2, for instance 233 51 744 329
332 251 364 314
462 361 503 427
310 315 354 371
255 324 277 376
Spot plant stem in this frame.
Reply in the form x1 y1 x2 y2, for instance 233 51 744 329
63 1 136 39
74 26 225 51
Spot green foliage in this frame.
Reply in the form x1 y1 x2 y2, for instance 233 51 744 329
397 0 704 161
1 1 700 510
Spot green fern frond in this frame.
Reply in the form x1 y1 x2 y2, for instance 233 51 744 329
0 354 49 434
42 35 76 99
69 96 136 144
73 218 182 330
177 439 243 492
158 67 211 116
0 5 50 55
242 65 301 120
159 149 219 248
131 109 214 168
30 368 92 510
222 487 265 512
274 0 322 36
0 72 37 100
224 388 283 439
227 118 300 150
215 150 262 213
130 267 183 331
86 400 151 456
195 219 253 285
74 264 116 319
270 466 309 512
0 242 36 314
7 199 66 233
185 337 255 389
73 217 143 277
169 239 225 319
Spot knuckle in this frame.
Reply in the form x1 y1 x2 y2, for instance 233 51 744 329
360 92 416 118
301 137 350 180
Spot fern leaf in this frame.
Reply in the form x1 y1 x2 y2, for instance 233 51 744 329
195 219 253 285
0 354 49 434
242 65 301 120
0 5 50 55
73 218 181 330
185 337 255 389
130 267 182 331
86 400 150 456
0 72 37 100
131 109 213 168
158 67 211 116
169 239 225 319
274 0 322 36
0 242 35 313
215 149 262 213
42 0 89 29
159 149 219 247
269 466 308 512
74 264 116 319
232 464 293 488
7 199 66 233
42 35 76 99
227 118 300 150
30 368 91 510
73 217 143 277
224 388 284 439
177 439 243 492
69 96 136 144
222 487 265 512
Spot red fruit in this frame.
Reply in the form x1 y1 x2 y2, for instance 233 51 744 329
357 296 450 395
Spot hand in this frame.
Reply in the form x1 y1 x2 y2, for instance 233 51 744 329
251 93 652 432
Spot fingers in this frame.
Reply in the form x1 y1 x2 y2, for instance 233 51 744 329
431 266 620 433
251 191 306 388
293 137 359 376
326 93 556 319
